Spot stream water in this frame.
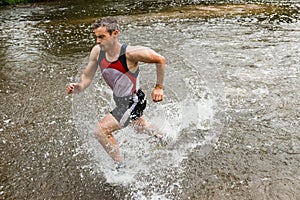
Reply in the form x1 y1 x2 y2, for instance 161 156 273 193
1 0 300 199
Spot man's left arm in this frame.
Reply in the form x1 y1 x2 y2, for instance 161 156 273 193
128 46 166 102
152 60 166 102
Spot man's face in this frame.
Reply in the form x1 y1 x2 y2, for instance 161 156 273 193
94 26 117 51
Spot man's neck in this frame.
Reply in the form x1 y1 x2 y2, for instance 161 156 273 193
106 42 122 58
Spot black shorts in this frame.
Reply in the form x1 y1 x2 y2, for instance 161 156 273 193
110 89 147 127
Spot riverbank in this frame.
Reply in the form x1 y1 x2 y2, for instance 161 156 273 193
120 4 298 24
39 3 298 26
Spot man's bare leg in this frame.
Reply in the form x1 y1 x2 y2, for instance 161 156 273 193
94 113 123 163
132 115 163 138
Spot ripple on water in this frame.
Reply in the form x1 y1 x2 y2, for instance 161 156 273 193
1 1 299 199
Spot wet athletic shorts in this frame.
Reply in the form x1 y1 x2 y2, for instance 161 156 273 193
110 89 147 127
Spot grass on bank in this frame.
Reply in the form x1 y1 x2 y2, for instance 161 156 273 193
0 0 55 5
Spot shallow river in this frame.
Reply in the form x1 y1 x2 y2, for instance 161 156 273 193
1 0 300 199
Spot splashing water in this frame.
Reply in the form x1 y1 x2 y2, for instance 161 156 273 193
71 48 224 198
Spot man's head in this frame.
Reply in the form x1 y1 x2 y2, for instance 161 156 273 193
93 17 119 35
93 17 120 50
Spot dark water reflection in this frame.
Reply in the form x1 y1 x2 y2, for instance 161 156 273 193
1 0 300 199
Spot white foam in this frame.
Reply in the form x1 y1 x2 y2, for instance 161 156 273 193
71 49 224 198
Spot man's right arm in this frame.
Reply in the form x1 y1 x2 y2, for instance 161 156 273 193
67 45 100 94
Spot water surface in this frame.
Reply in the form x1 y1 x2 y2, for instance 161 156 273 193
1 1 300 199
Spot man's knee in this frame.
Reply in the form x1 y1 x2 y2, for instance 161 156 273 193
95 123 113 139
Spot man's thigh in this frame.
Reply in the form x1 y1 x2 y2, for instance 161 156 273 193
97 113 121 134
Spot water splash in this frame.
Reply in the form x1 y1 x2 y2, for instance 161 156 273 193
71 47 224 199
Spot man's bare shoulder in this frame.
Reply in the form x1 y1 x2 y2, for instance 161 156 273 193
126 45 151 58
126 44 165 64
126 45 150 53
89 45 101 60
91 45 101 54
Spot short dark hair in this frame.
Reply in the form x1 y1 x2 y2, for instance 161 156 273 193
93 17 119 35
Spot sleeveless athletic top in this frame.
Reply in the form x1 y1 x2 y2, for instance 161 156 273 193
97 44 140 97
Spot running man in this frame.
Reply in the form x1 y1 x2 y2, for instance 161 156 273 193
66 17 166 169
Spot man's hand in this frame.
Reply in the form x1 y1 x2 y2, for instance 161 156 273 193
151 87 163 102
66 83 81 94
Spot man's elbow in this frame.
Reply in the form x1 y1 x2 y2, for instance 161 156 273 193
158 55 166 65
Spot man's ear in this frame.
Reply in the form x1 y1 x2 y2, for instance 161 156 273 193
112 30 118 37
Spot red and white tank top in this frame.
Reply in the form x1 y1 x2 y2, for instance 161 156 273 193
97 44 140 97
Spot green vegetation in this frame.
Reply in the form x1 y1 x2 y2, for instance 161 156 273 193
0 0 55 5
0 0 26 5
0 0 27 5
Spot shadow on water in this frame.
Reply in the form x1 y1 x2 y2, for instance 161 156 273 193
1 0 300 199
